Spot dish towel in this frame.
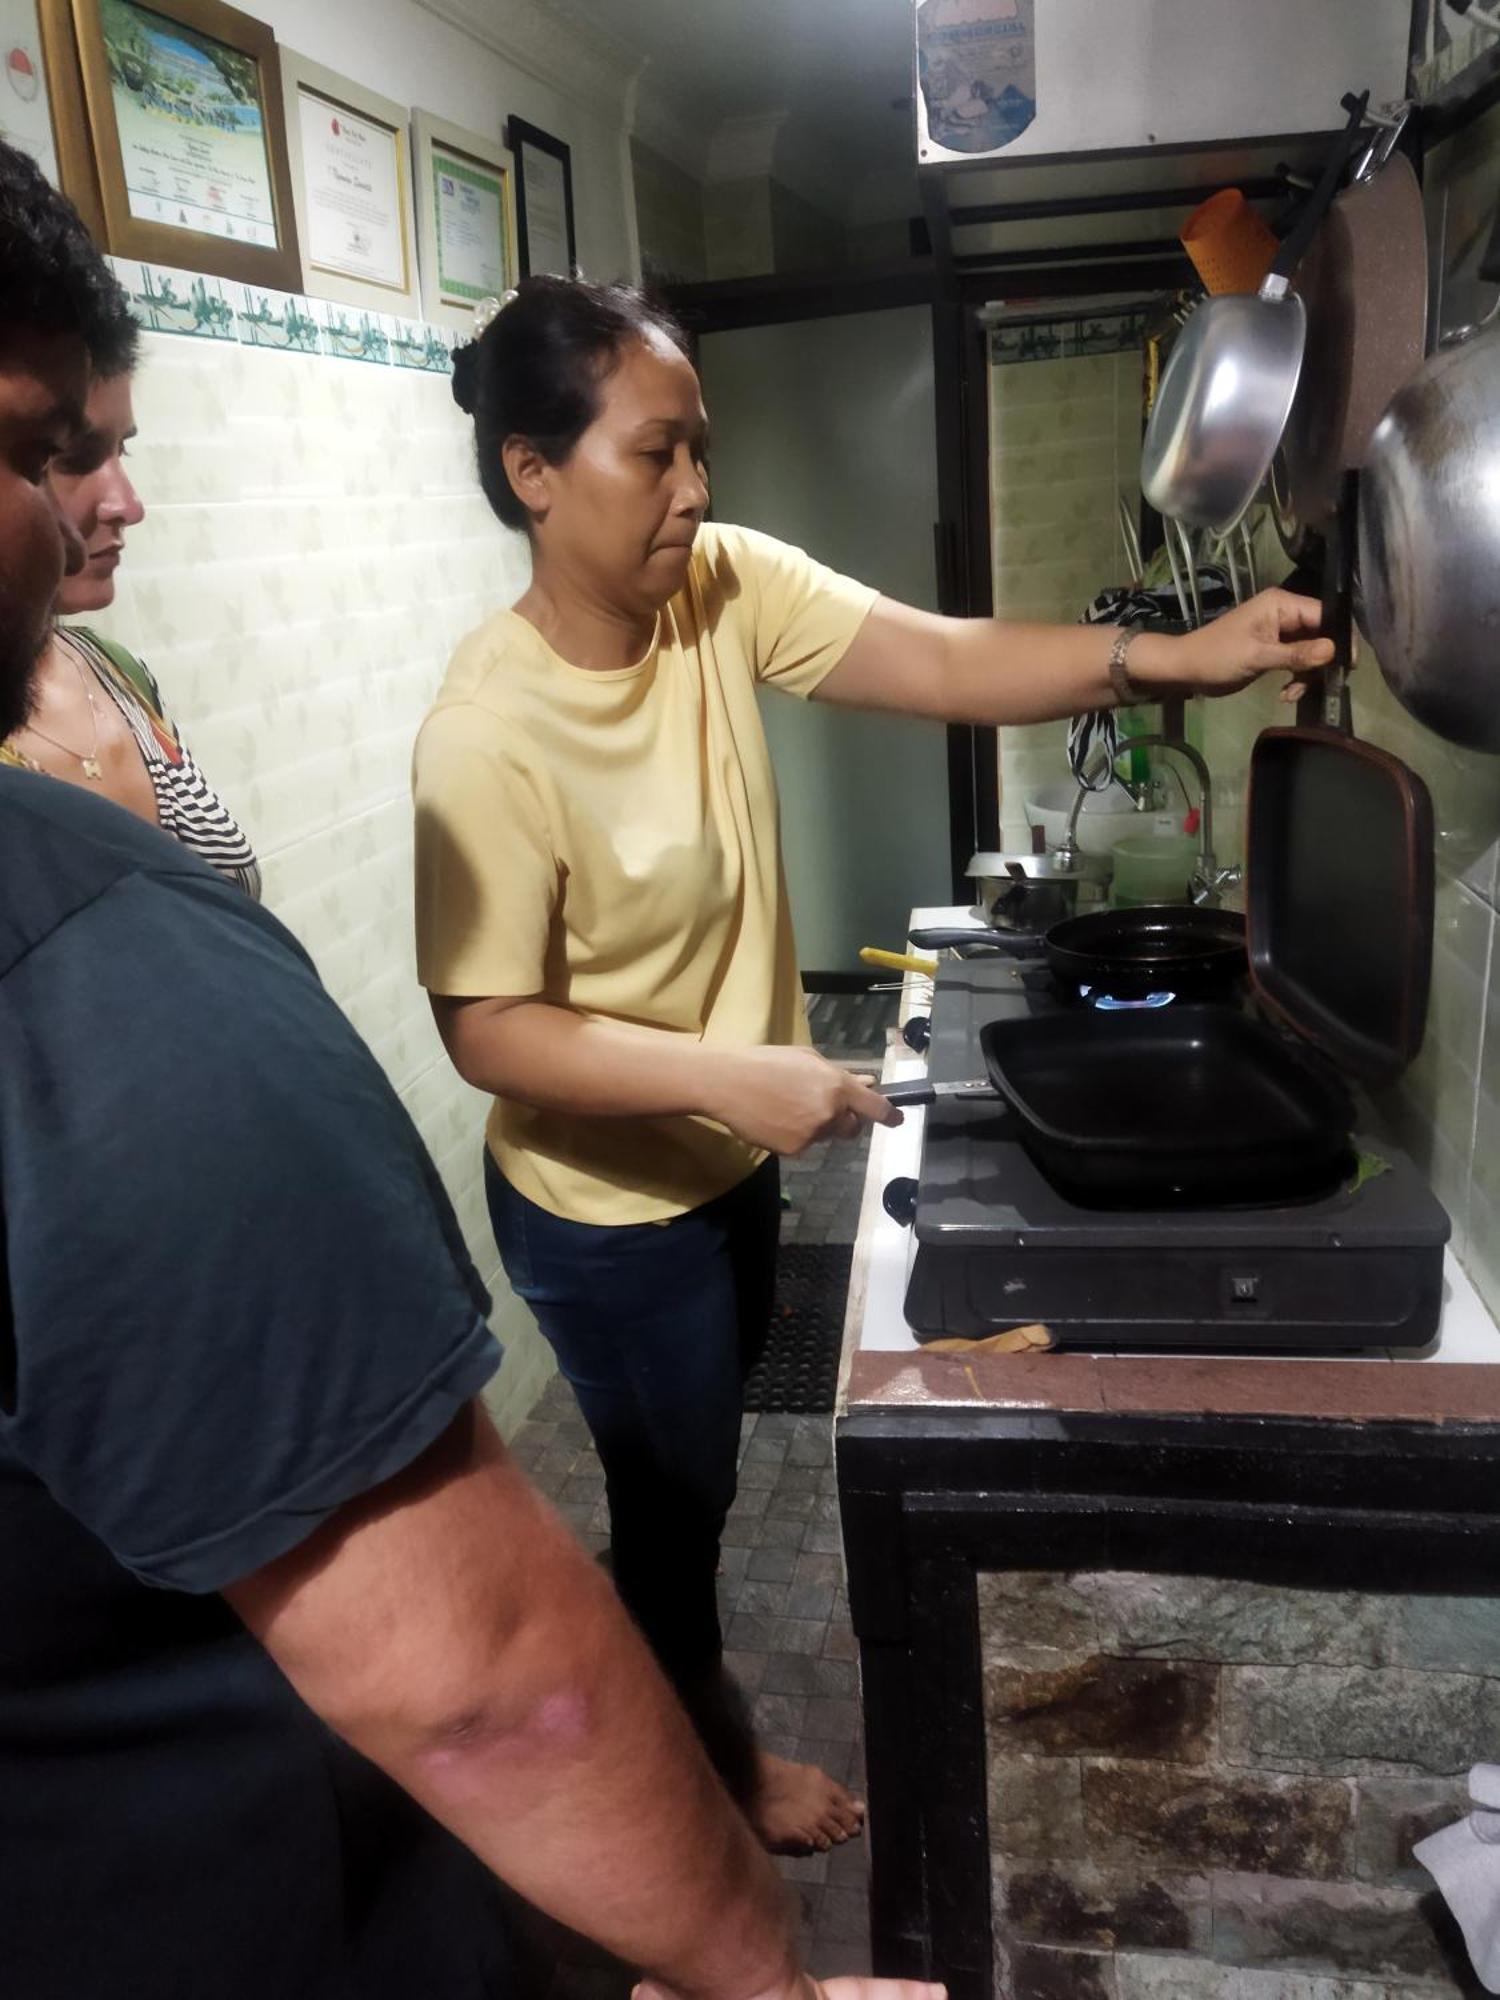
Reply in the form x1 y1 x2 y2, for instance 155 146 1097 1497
1416 1763 1500 1993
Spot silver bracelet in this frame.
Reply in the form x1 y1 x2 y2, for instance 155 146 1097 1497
1108 628 1142 708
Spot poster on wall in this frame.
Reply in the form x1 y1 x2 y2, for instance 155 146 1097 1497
411 107 516 329
0 0 58 183
916 0 1036 157
507 114 575 279
280 48 419 316
63 0 301 289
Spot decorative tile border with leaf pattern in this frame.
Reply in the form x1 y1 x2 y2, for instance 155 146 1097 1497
107 258 461 374
990 309 1148 367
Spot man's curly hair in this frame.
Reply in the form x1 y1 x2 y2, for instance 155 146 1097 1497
0 140 137 375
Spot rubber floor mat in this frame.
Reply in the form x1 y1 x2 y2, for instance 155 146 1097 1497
743 1243 855 1415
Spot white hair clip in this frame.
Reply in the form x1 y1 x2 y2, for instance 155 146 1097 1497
472 290 518 338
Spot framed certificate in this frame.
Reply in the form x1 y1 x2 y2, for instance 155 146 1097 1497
507 114 575 280
411 107 516 329
279 49 417 317
64 0 300 291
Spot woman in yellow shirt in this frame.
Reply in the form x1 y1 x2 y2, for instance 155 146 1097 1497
414 279 1331 1854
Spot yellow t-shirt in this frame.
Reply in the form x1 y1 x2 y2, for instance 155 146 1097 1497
413 522 878 1225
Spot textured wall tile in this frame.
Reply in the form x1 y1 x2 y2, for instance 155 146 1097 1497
1000 1861 1212 1952
1220 1664 1500 1777
1352 1776 1472 1888
987 1756 1087 1863
1385 1594 1500 1676
1209 1873 1453 1984
1004 1942 1118 2000
1082 1760 1354 1878
1074 1572 1394 1669
979 1570 1100 1664
986 1657 1217 1763
1115 1954 1404 2000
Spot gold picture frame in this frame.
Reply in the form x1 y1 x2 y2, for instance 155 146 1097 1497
36 0 105 238
279 48 419 317
63 0 301 290
411 107 516 330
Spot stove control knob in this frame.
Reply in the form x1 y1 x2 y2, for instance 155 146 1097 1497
883 1176 919 1227
902 1015 931 1054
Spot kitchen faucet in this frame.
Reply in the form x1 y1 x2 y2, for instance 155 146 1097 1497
1054 735 1241 907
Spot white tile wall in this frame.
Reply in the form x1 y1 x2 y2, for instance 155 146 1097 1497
90 332 556 1435
989 348 1143 847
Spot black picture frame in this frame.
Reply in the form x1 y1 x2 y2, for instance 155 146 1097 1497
507 114 576 278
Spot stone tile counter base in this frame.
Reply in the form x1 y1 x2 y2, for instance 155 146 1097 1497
982 1571 1498 1998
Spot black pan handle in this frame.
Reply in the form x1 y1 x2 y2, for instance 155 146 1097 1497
1301 472 1356 732
1269 92 1368 286
908 925 1042 955
877 1078 997 1108
881 1079 935 1107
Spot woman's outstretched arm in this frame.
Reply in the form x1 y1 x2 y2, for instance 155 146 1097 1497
814 588 1334 724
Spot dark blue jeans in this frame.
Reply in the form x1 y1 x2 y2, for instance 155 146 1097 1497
485 1151 780 1799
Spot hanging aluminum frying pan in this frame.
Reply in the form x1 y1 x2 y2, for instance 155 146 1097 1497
1141 95 1367 535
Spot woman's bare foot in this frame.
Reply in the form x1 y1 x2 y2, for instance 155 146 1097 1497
752 1751 865 1854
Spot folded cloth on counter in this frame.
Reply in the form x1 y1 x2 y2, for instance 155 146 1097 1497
1416 1763 1500 1994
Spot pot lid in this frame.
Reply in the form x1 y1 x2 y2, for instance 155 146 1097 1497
1245 725 1434 1085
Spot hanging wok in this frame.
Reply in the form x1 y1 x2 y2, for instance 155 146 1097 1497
1358 202 1500 752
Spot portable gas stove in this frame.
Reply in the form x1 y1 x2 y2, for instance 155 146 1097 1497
899 956 1449 1352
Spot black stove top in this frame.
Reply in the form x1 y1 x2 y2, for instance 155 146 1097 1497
903 959 1450 1352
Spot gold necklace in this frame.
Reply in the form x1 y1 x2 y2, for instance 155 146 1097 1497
7 643 105 781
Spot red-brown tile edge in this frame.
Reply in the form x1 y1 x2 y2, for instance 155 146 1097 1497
843 1350 1105 1412
842 1354 1500 1425
1097 1358 1500 1424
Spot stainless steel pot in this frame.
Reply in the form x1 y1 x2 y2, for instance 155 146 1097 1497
1358 204 1500 752
966 850 1109 932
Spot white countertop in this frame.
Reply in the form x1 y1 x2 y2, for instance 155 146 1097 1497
842 909 1500 1366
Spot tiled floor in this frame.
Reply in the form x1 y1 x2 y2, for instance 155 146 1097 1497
505 991 896 1990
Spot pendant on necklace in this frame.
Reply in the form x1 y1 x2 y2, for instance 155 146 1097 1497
81 756 104 781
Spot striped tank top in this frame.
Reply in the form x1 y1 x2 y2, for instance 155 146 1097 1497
1 627 261 899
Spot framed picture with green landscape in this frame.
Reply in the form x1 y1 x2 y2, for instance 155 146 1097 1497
67 0 300 289
411 107 516 329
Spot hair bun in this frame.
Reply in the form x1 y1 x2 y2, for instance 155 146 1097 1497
451 340 479 416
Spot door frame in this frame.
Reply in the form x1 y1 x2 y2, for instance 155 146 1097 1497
665 249 1193 902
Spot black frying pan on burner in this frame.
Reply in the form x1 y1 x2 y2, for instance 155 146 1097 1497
910 905 1246 1003
878 1006 1354 1206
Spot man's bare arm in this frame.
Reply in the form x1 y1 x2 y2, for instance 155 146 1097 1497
226 1402 805 2000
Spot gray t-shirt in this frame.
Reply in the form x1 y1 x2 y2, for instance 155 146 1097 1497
0 768 507 1997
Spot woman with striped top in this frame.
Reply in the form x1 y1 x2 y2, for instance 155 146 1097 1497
0 368 260 897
